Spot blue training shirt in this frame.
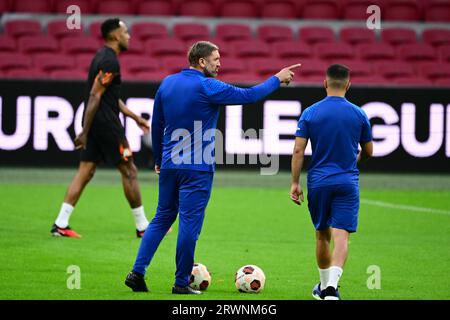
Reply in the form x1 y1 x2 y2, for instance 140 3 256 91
295 96 372 187
152 68 280 172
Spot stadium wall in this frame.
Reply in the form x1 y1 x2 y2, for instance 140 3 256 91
0 80 449 173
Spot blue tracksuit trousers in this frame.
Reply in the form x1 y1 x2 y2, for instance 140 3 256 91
132 169 213 287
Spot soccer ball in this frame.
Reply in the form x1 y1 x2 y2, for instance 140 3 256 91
235 265 266 293
189 263 211 290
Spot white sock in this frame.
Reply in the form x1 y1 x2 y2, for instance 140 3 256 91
319 268 330 291
327 266 343 289
55 202 74 228
132 206 149 231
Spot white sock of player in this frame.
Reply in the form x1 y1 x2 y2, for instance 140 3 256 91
55 202 74 228
327 266 343 289
319 268 330 291
132 205 149 231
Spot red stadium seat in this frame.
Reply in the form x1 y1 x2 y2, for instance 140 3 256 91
136 0 174 16
421 63 450 81
425 0 450 22
301 0 340 19
161 57 189 74
132 71 169 81
122 40 145 55
208 39 233 57
145 39 186 57
440 45 450 62
97 0 135 15
398 43 437 62
47 20 85 39
6 68 47 79
315 43 355 61
215 24 252 42
261 0 298 19
217 57 246 75
0 0 11 12
232 40 271 58
13 0 52 13
121 56 161 73
377 61 415 79
178 0 217 17
294 59 327 77
60 37 99 55
0 36 17 52
249 57 286 77
257 25 294 43
75 54 94 72
18 36 59 54
54 0 94 14
350 75 386 85
50 70 87 80
89 22 103 40
299 26 335 44
219 0 259 18
218 73 259 83
33 54 75 72
383 0 422 21
422 29 450 48
273 41 312 59
4 20 42 38
340 27 376 45
394 76 433 86
131 22 168 41
358 43 396 61
381 28 417 46
0 53 32 71
342 0 383 20
434 78 450 86
173 23 210 41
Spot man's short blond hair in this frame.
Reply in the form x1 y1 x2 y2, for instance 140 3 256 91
188 41 219 67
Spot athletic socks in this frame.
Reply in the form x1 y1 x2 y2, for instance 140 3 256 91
132 205 149 232
319 268 330 291
327 266 343 289
55 202 74 228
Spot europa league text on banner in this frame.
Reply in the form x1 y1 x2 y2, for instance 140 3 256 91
0 79 449 172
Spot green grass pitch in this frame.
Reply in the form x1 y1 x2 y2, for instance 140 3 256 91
0 169 449 300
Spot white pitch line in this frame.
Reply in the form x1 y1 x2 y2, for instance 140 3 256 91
361 199 450 216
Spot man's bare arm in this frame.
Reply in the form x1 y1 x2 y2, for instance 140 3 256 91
357 141 373 164
118 99 149 134
290 137 308 205
74 71 113 149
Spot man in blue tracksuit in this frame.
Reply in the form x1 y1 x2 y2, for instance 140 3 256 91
125 41 300 294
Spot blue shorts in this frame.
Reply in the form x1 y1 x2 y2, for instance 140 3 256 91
307 184 359 233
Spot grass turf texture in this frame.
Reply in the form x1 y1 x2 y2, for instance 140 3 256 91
0 169 449 300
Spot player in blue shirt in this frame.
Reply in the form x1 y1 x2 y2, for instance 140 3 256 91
290 64 373 300
125 41 300 294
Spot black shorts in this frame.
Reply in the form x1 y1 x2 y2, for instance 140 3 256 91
80 129 132 166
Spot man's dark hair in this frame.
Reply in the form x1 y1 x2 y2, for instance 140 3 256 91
326 64 350 89
101 18 121 40
188 41 219 67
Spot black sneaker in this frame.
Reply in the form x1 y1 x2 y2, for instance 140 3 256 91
172 285 201 295
323 286 340 300
136 229 145 238
125 271 149 292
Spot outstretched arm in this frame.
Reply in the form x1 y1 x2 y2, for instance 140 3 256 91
204 64 301 105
